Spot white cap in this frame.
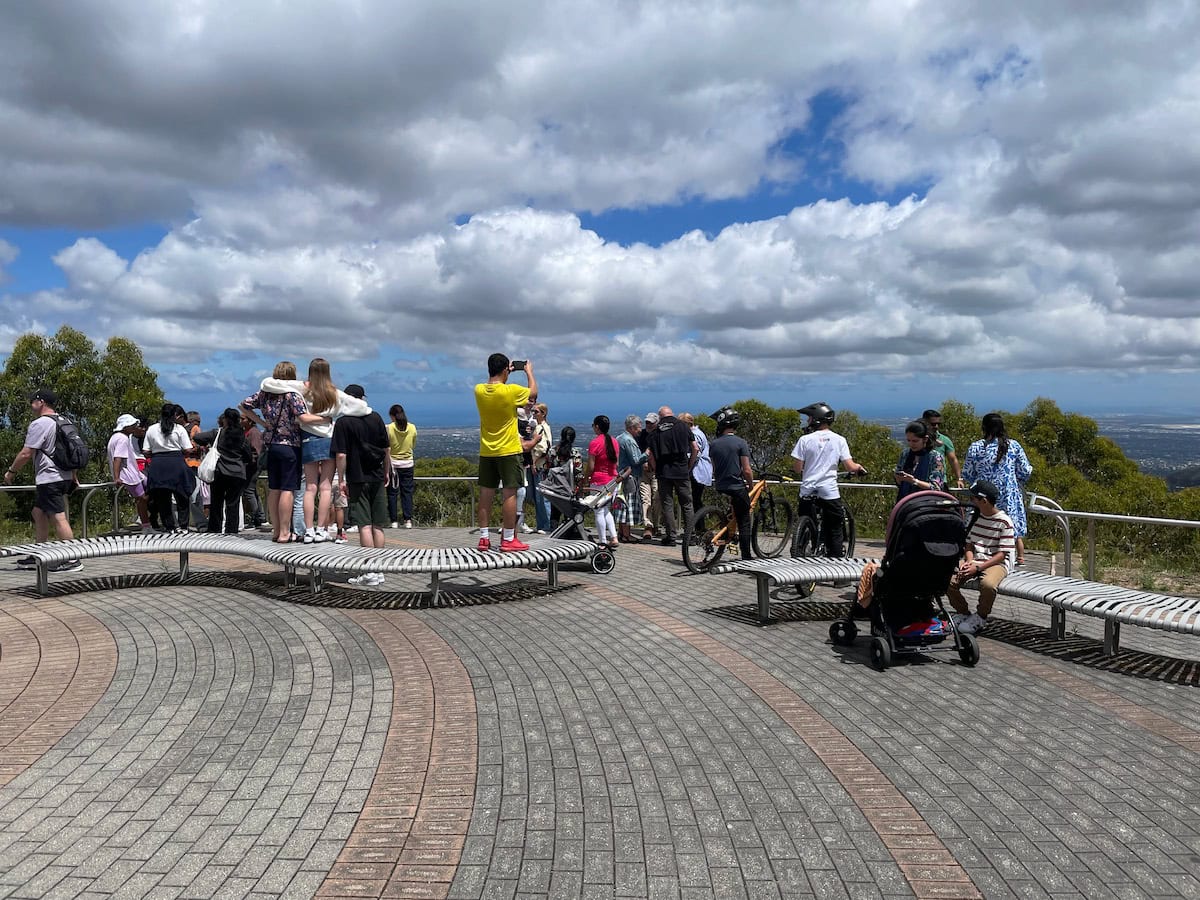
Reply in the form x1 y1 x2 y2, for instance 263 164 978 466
114 413 139 432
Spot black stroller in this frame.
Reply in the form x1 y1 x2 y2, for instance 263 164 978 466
536 459 621 574
829 490 980 670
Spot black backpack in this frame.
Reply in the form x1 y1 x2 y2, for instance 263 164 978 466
50 415 91 472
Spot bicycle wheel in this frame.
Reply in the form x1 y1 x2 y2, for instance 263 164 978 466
751 494 794 558
789 519 818 597
682 505 727 574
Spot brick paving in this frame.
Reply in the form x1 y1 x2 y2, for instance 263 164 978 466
1 528 1200 898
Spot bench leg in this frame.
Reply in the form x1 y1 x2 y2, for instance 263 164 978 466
179 551 190 583
36 562 48 596
310 570 323 596
547 560 559 589
1104 619 1121 655
429 571 440 606
1050 606 1066 640
756 576 771 625
283 565 295 587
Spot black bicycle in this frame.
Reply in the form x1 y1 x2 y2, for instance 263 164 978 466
788 475 861 597
683 476 795 574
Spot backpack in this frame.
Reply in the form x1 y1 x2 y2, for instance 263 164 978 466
50 415 91 472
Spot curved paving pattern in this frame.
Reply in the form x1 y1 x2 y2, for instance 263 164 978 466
0 599 116 787
320 611 476 899
0 588 392 898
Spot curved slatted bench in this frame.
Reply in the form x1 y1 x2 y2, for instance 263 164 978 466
710 557 878 624
995 570 1200 654
0 534 597 601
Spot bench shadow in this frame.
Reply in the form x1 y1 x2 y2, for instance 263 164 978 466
15 570 579 611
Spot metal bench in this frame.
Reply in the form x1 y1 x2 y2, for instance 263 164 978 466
994 570 1200 654
710 557 877 624
0 534 597 601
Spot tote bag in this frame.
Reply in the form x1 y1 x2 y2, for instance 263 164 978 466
197 428 221 484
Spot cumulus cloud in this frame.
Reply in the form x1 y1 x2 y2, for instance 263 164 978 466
1 0 1198 394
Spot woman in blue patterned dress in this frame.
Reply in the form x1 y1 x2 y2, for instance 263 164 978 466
962 412 1033 564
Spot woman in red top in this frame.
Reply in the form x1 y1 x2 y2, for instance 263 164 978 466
581 415 620 550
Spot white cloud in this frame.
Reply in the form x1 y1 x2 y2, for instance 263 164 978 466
1 0 1198 393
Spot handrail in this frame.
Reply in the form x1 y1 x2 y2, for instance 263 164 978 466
0 482 119 539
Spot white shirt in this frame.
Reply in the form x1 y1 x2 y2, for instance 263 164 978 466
790 430 851 499
691 426 713 486
107 432 145 486
144 423 193 454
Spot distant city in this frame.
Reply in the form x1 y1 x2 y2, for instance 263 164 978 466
402 414 1198 478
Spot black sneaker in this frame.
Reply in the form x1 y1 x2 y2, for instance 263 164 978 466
15 555 37 569
661 536 676 547
49 559 82 573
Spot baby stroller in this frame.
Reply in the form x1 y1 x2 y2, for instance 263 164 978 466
537 459 620 574
829 490 980 670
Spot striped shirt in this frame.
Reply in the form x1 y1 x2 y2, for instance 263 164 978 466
967 510 1015 570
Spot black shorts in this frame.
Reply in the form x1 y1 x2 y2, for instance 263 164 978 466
266 444 302 492
35 479 75 515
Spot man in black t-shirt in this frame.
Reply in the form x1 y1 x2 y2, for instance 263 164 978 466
709 407 755 559
331 384 391 586
647 405 698 546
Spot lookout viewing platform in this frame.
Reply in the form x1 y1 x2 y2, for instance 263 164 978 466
1 525 1198 899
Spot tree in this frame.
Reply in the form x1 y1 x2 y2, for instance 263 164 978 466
0 327 164 481
730 399 802 473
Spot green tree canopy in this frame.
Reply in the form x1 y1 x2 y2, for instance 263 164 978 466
0 327 164 480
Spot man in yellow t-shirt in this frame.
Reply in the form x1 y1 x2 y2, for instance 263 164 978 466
474 353 538 552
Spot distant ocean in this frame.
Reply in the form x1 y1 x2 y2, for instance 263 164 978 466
408 415 1198 477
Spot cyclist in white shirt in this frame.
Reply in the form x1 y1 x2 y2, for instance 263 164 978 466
790 402 866 556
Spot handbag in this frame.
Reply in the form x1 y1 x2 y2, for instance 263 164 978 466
197 428 221 484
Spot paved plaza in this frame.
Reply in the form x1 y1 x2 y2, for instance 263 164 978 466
1 528 1199 899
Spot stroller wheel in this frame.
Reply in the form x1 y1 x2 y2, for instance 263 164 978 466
591 550 616 575
829 620 857 645
869 636 891 671
957 633 980 667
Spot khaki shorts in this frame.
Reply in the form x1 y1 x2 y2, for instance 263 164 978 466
348 481 389 528
478 454 524 490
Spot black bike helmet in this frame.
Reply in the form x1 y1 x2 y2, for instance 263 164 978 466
797 401 835 425
711 406 740 431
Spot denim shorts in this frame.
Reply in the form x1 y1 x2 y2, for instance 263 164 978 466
301 436 332 464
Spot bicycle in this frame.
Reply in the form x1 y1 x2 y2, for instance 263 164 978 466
788 473 863 597
682 476 794 574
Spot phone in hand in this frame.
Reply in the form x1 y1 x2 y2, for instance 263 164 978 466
510 359 527 371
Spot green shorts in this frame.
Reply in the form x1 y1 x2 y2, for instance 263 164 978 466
478 454 525 490
347 481 389 528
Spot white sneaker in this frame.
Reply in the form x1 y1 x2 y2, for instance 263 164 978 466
951 613 969 630
520 524 534 534
333 532 348 544
404 520 413 529
956 614 980 635
370 572 385 586
390 521 399 529
303 529 316 544
966 613 988 634
345 525 358 533
313 527 329 543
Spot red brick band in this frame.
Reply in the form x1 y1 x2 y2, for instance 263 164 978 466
0 599 117 786
319 611 477 899
590 584 983 900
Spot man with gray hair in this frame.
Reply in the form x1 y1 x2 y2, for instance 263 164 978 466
616 414 649 542
638 412 661 540
647 405 699 547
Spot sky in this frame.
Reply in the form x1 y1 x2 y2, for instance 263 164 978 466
2 0 1199 426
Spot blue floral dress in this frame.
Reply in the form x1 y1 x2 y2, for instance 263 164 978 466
962 439 1033 537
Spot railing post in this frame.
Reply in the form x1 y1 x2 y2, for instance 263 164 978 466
1086 519 1096 581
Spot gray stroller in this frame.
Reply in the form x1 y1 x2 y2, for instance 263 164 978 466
537 458 620 574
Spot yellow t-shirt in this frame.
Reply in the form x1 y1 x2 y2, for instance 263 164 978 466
475 382 530 457
386 422 417 464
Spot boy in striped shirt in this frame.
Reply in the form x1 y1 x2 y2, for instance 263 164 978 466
948 480 1014 634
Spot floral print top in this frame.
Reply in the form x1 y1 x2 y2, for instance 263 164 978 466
241 390 308 447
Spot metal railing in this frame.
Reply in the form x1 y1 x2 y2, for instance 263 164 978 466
0 482 120 538
1027 492 1200 580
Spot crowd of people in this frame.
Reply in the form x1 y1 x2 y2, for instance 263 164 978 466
3 355 1033 603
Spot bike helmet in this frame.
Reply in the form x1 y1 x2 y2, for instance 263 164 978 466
797 401 835 425
711 406 740 431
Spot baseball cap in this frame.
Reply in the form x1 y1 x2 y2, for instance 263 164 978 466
967 480 999 503
114 413 139 432
644 412 659 425
343 384 366 400
29 388 57 406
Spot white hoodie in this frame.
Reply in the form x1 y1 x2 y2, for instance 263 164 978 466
259 378 372 437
